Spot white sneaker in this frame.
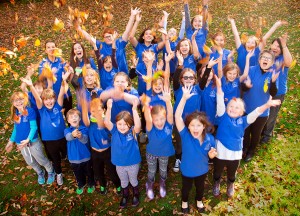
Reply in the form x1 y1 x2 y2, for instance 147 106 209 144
57 173 63 186
173 159 181 172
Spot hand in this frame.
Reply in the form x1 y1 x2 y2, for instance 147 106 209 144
275 20 288 27
244 77 253 88
227 49 236 62
136 13 142 22
143 51 155 63
20 77 33 86
227 15 234 23
176 50 184 65
266 96 281 108
246 49 255 60
107 98 113 109
27 64 35 77
158 87 171 102
5 141 14 153
214 74 221 89
112 31 119 41
72 129 78 138
62 70 71 81
158 28 168 36
207 57 220 68
157 59 164 71
162 10 169 18
181 11 185 18
77 131 82 139
131 57 139 68
140 94 151 106
208 147 217 159
131 7 141 16
192 29 199 39
279 33 288 48
272 70 280 82
182 85 195 100
17 139 29 150
165 52 174 63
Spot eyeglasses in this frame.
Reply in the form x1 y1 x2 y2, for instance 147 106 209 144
104 35 112 39
182 76 195 80
260 56 272 61
13 98 24 103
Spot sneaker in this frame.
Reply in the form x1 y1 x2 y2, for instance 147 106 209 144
196 201 205 212
76 187 84 195
116 186 121 195
173 159 181 172
56 173 63 186
47 172 55 184
88 186 95 194
100 186 107 195
37 170 45 185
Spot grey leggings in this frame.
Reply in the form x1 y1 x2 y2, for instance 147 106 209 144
116 164 140 188
146 153 169 182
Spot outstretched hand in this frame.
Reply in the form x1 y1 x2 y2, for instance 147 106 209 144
246 49 255 60
207 57 221 68
107 98 113 109
214 74 221 89
244 77 253 88
176 50 184 65
182 85 195 100
266 96 281 108
20 77 33 86
158 87 171 102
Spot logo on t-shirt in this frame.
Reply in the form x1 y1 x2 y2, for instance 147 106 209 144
102 139 108 145
232 82 238 88
164 126 171 135
126 133 133 141
191 86 198 95
188 56 194 64
23 116 28 123
237 118 243 125
209 90 216 97
53 108 59 115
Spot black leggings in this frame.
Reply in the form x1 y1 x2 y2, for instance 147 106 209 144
91 148 121 188
71 160 95 188
213 158 240 183
243 116 268 155
43 138 67 174
181 173 207 202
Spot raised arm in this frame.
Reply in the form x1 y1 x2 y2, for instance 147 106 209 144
173 51 184 91
141 95 153 131
191 29 201 60
122 8 141 41
75 25 96 46
20 65 35 92
112 31 119 68
20 77 43 109
240 49 254 82
175 85 194 132
81 93 90 127
164 52 174 89
199 57 219 90
179 12 186 39
228 16 241 49
129 12 142 47
58 70 71 106
132 98 141 134
215 74 226 117
260 20 288 50
184 1 192 30
104 99 113 131
159 87 173 125
280 33 293 67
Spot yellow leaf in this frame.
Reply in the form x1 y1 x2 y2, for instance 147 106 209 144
290 59 297 69
16 37 30 49
18 55 26 61
53 18 64 31
203 44 212 54
53 48 62 57
34 39 41 47
240 33 248 44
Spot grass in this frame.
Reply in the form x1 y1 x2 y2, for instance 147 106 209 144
0 0 299 215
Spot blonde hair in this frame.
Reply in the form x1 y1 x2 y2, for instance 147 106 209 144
151 105 166 117
10 92 29 123
83 67 100 89
41 89 56 101
227 98 245 114
66 108 81 120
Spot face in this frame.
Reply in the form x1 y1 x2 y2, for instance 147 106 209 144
45 42 56 57
143 30 154 42
214 35 225 48
114 75 128 89
116 119 130 134
152 79 163 94
192 15 203 29
180 40 190 56
90 106 102 118
35 84 44 96
13 97 25 110
152 113 166 130
104 58 113 71
188 119 204 139
226 69 238 82
84 71 95 86
43 97 56 109
73 43 83 60
259 53 274 70
67 113 80 127
168 28 177 38
181 71 195 86
245 38 256 51
270 41 281 57
103 33 113 45
227 100 244 118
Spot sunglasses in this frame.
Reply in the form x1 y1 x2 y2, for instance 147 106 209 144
182 76 195 80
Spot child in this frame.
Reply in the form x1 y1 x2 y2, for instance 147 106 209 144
6 92 55 185
64 109 95 195
213 75 281 197
39 41 72 117
142 87 174 200
228 18 287 73
175 85 217 213
104 98 142 208
81 98 121 195
242 50 280 162
21 70 71 185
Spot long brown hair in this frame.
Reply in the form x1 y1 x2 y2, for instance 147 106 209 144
137 28 159 44
69 42 90 70
115 111 134 128
176 38 193 55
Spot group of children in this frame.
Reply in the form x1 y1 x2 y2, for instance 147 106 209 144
6 0 293 213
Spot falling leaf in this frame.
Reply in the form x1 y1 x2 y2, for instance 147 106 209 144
40 62 57 83
203 44 212 54
53 18 64 31
137 208 143 213
34 39 41 47
53 48 62 57
10 0 15 5
16 37 30 50
28 2 36 10
153 70 163 80
142 75 152 84
289 59 296 69
53 0 67 8
4 50 17 58
240 33 248 44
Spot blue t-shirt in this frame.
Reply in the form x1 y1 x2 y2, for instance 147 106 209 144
88 122 111 150
180 127 215 177
96 37 128 73
200 81 217 125
134 42 160 65
28 92 41 123
146 122 175 157
136 62 156 95
236 46 260 74
99 68 117 90
64 125 91 164
77 58 98 87
216 113 249 151
38 57 71 98
273 55 289 96
39 102 66 141
221 76 240 106
110 125 141 166
243 65 273 117
210 48 233 74
146 89 166 108
76 87 102 117
163 38 181 74
13 107 38 144
174 85 202 120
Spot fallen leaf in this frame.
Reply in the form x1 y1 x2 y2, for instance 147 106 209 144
53 18 64 31
34 39 41 47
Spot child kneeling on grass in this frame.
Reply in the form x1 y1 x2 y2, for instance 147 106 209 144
6 92 55 185
64 108 95 195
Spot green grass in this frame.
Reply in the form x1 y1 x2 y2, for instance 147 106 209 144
0 0 299 215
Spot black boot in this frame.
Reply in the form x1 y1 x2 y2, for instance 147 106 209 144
132 185 140 207
119 186 129 209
